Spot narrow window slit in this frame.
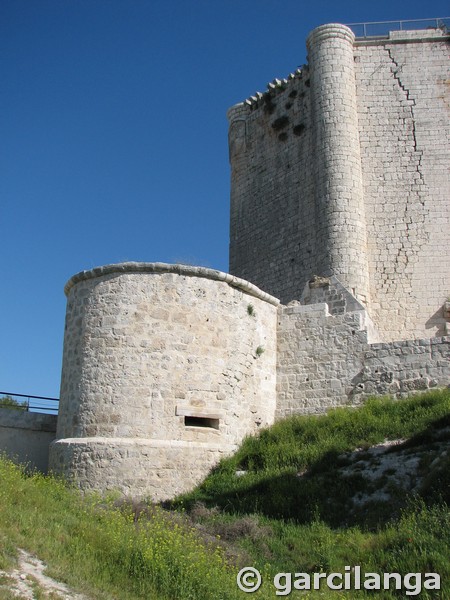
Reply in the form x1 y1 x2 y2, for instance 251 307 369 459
184 416 220 430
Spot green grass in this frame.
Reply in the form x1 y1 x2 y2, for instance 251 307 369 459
0 389 449 599
172 390 450 526
172 390 450 598
185 499 449 598
0 459 252 600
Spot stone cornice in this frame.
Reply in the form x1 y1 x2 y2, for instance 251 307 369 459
65 262 280 306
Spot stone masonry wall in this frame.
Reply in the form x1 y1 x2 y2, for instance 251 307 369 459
355 29 450 341
229 25 449 340
355 337 450 400
50 24 450 501
0 408 57 473
277 302 369 416
300 275 382 342
306 25 370 305
50 439 234 501
277 280 449 418
228 67 316 303
229 24 372 307
50 263 278 500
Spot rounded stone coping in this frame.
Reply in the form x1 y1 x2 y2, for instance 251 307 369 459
227 102 251 123
306 23 355 49
51 437 239 452
64 261 280 306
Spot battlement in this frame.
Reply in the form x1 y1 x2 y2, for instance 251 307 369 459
228 22 450 342
230 20 450 116
226 67 307 116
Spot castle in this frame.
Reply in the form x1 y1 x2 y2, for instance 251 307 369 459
49 23 450 500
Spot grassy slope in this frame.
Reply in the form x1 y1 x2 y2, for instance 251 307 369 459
0 461 243 600
0 390 449 599
174 390 450 525
173 390 450 598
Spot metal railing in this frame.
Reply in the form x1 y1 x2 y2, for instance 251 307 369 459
346 17 450 39
0 391 59 415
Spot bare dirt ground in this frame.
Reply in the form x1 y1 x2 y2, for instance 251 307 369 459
0 549 88 600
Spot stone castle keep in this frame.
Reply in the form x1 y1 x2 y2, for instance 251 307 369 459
49 23 450 500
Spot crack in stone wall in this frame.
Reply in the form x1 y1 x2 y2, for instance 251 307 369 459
354 33 448 340
230 28 448 341
387 47 426 189
46 26 449 502
385 48 428 292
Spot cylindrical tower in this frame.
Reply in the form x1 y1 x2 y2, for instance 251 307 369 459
307 24 370 305
49 262 278 500
227 102 251 278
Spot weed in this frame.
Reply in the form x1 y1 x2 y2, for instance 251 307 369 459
1 390 449 600
0 457 246 600
174 390 450 527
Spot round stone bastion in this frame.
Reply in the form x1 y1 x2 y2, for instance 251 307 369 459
49 262 279 500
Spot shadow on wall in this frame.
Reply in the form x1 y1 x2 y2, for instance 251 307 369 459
425 302 450 337
0 408 57 473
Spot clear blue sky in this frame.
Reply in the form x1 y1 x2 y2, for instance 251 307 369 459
2 1 449 399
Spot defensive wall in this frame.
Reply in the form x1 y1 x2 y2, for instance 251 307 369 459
48 264 449 500
50 263 278 499
44 22 450 500
228 24 450 342
277 276 449 417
